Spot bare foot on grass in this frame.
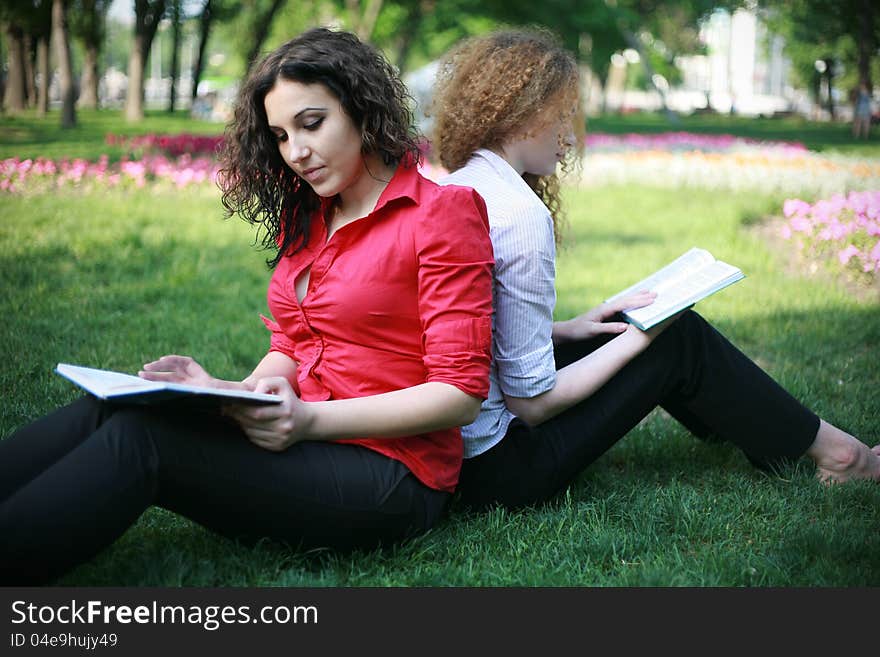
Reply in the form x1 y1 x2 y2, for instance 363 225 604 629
808 420 880 485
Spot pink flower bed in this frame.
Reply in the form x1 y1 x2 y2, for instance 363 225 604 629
0 154 220 193
585 131 808 155
105 133 224 158
781 191 880 279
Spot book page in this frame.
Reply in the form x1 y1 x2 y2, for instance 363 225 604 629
56 363 282 405
624 260 743 326
606 248 716 304
56 363 163 396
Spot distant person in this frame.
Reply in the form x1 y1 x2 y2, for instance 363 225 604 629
430 28 880 511
853 82 873 139
0 27 494 584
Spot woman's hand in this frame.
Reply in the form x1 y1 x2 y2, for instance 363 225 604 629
223 377 313 452
139 355 221 387
555 290 657 343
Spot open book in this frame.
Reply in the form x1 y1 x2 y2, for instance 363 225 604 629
605 247 745 330
55 363 282 407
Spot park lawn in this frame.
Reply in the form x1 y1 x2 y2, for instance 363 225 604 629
3 109 880 161
1 180 878 586
0 109 224 161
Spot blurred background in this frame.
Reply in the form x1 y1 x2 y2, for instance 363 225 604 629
1 0 876 129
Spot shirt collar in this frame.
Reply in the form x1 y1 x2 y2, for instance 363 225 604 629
471 148 536 199
373 157 421 213
316 157 421 221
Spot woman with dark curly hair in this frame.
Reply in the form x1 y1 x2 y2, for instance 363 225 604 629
0 27 494 584
430 29 879 511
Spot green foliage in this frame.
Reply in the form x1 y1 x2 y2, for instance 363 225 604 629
758 0 880 92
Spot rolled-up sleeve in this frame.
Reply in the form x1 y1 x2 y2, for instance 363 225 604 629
259 313 298 362
491 218 557 398
415 186 494 398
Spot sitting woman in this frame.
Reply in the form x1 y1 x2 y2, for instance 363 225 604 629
429 28 879 510
0 27 494 584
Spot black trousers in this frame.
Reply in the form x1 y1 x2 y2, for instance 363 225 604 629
0 397 449 584
457 310 820 510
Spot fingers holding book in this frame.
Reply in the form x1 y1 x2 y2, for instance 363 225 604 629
140 354 216 388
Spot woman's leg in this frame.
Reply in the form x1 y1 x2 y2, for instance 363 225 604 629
0 396 115 502
460 310 833 509
0 404 448 583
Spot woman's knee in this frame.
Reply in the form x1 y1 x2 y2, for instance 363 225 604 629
95 407 165 477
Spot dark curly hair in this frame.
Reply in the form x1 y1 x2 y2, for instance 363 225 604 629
218 27 422 268
429 28 582 244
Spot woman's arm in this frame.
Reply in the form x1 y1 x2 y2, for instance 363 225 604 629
551 291 657 345
227 379 481 452
505 314 678 426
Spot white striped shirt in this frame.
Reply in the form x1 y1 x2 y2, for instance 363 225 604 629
440 149 558 457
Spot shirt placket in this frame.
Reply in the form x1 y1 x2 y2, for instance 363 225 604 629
295 237 340 400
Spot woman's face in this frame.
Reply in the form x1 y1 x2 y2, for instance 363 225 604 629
514 110 576 177
264 79 366 198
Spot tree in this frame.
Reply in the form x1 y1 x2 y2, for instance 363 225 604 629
35 25 50 114
190 0 213 101
2 21 27 113
242 0 286 71
758 0 878 98
167 0 181 112
17 1 53 115
52 0 76 127
345 0 384 42
70 0 111 109
125 0 167 121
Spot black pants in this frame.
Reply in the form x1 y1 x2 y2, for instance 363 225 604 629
457 310 820 510
0 397 449 584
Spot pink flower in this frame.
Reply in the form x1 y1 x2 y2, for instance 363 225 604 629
790 216 813 234
838 244 861 265
783 198 810 218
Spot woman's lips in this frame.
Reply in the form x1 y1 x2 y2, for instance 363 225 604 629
301 166 325 183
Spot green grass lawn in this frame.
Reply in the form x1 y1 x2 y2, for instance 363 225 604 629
1 110 878 586
0 109 224 161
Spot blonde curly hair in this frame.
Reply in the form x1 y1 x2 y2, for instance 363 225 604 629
429 28 582 241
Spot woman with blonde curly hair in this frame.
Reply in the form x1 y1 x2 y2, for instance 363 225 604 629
431 28 880 511
0 27 494 584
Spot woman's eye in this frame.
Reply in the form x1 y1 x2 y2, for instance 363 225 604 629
273 132 287 143
303 118 324 131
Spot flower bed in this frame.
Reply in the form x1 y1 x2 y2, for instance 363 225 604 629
105 133 224 158
0 154 220 193
780 190 880 281
584 131 808 155
579 132 879 199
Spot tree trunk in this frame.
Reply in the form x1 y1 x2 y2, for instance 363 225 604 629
125 0 167 122
244 0 285 71
23 34 36 107
345 0 384 42
126 34 147 121
3 24 27 113
52 0 77 128
191 0 213 101
167 0 181 113
78 44 100 108
36 36 49 115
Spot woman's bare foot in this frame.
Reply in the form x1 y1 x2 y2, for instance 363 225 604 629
807 420 880 485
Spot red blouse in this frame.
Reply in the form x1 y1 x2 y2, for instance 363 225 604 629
261 162 494 492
